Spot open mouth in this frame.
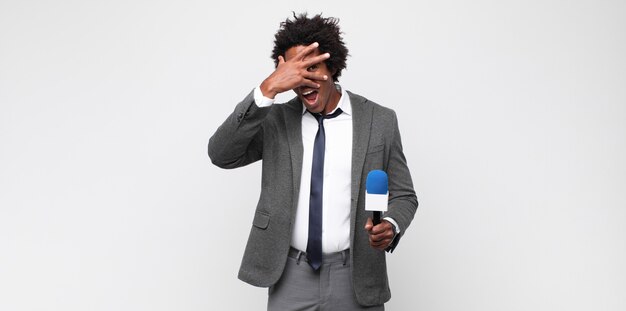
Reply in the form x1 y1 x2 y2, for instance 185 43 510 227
301 89 319 105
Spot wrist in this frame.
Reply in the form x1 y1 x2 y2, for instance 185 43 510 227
383 217 401 235
260 79 278 99
388 221 399 238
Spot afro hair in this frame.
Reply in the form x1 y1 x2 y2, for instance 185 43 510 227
271 12 349 81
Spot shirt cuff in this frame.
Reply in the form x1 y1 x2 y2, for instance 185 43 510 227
383 217 401 234
254 86 275 107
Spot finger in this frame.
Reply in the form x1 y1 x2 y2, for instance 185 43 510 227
370 237 392 248
302 72 328 82
299 78 321 89
302 53 330 67
364 217 373 231
371 237 392 248
277 55 285 64
296 42 320 59
370 230 393 242
371 222 391 235
373 240 391 248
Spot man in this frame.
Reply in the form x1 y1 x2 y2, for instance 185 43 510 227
208 13 418 310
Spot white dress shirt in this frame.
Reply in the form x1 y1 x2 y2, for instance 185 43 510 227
253 85 399 254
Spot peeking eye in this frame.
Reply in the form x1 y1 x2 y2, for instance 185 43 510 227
307 64 318 72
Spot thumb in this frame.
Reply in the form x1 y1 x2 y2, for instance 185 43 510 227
364 217 373 231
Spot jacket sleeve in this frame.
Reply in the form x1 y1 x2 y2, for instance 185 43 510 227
384 111 418 251
208 90 272 169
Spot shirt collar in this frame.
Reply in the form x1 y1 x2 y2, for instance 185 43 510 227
302 84 352 116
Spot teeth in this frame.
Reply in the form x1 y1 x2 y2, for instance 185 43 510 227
303 90 315 96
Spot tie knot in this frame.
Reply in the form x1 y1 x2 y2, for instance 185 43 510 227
312 108 343 124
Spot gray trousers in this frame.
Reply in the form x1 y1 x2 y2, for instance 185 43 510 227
267 248 384 311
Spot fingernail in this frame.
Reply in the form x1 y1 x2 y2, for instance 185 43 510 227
313 42 319 47
325 53 330 57
323 75 328 80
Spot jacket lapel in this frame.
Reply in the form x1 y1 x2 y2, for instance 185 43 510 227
283 98 304 211
348 91 373 240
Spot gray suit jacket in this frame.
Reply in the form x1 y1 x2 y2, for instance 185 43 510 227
208 90 418 306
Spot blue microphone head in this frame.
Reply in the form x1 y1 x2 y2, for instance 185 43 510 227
366 170 388 194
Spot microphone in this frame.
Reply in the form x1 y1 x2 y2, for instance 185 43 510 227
365 170 388 225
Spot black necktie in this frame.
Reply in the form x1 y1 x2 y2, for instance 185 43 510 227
307 108 343 270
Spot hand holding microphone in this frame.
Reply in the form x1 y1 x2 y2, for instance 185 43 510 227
364 170 396 250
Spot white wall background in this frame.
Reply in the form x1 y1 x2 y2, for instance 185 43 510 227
1 0 625 310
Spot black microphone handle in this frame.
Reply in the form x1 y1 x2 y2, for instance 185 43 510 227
373 211 381 225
